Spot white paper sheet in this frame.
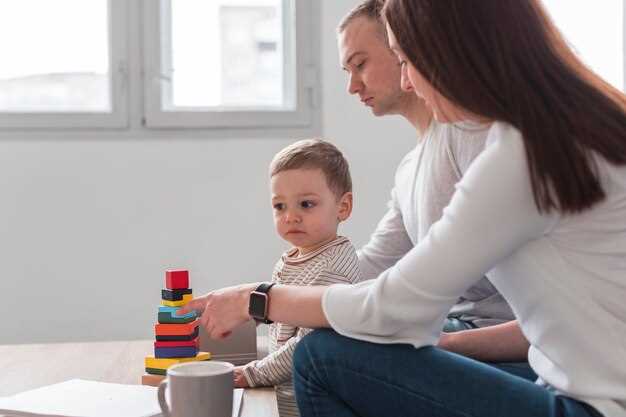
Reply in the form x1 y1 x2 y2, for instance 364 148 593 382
233 388 244 417
0 379 162 417
0 379 245 417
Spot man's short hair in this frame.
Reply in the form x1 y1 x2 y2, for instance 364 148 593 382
337 0 386 38
269 139 352 198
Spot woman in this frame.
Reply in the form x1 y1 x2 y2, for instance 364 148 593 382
181 1 626 415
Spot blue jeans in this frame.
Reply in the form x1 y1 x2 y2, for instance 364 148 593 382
293 329 603 417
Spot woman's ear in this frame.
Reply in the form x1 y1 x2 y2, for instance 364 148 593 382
337 192 353 222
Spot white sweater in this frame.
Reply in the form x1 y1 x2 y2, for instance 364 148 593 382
358 121 515 326
323 122 626 417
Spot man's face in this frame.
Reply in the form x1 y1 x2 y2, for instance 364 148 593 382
338 16 405 116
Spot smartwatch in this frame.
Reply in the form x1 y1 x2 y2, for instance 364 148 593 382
248 282 276 324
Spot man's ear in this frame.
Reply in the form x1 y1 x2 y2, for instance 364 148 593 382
337 192 353 221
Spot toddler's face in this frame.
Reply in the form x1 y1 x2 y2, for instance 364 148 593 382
270 168 350 254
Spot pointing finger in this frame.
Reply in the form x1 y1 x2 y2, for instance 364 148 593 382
177 297 206 316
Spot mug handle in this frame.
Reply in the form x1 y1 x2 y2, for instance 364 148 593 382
157 380 171 417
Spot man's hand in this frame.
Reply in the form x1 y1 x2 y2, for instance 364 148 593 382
178 283 259 340
233 366 250 388
437 332 459 352
436 320 530 362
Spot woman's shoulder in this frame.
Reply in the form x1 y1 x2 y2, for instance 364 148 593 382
471 122 527 167
485 121 524 148
438 121 526 179
459 121 530 192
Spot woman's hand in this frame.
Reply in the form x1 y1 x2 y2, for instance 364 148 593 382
178 283 259 340
180 283 330 338
233 366 250 388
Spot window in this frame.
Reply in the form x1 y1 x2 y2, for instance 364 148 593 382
0 0 319 132
543 0 624 91
168 1 288 109
0 0 128 128
144 0 317 128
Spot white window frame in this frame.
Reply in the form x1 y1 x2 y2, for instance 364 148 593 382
0 0 320 136
0 0 128 130
142 0 318 129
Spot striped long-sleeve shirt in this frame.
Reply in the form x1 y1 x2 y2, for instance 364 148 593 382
241 236 360 417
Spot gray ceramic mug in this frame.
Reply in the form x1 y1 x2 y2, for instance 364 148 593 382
158 361 234 417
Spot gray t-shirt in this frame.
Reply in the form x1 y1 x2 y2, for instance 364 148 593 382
357 120 514 327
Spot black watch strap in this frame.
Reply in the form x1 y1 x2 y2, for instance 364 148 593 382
255 282 275 294
249 282 275 324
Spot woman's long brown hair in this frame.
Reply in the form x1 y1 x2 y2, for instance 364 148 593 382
383 0 626 214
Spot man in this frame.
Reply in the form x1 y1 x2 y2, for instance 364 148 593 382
337 0 534 374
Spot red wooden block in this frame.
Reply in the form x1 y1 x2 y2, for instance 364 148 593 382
154 320 199 336
166 270 189 289
154 338 199 348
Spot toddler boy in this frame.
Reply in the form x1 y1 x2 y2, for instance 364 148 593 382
235 139 361 417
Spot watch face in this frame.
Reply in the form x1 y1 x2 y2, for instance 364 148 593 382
249 292 268 319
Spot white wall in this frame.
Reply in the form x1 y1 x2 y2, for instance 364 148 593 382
0 0 415 344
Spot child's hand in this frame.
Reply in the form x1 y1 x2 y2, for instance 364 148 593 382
233 366 249 388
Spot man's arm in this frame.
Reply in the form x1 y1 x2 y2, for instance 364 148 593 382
358 189 414 281
438 320 529 362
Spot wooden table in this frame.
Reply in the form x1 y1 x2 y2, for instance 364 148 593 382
0 340 278 417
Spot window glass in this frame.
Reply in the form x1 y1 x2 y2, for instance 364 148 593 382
168 0 289 109
543 0 623 90
0 0 111 112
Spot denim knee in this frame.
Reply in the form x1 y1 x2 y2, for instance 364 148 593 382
293 331 311 373
294 329 332 371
